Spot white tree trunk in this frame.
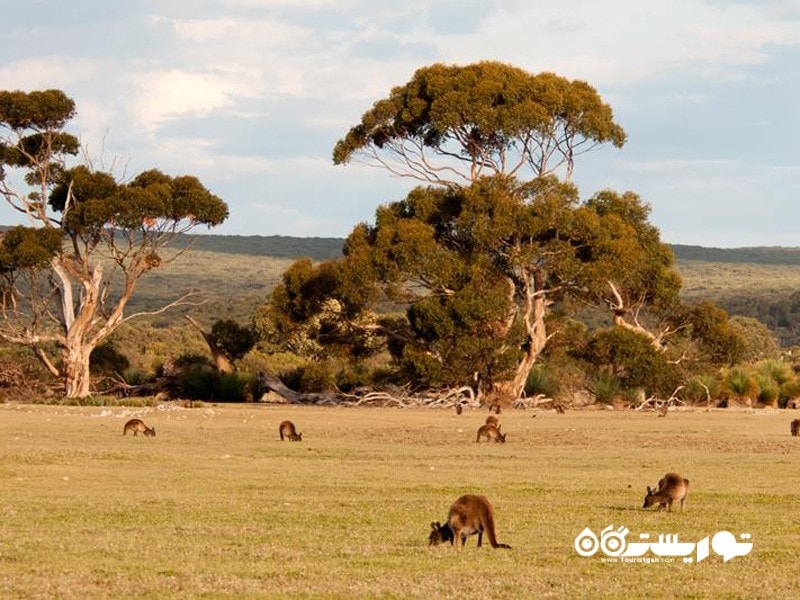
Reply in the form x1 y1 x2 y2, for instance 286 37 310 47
63 343 93 398
495 269 550 400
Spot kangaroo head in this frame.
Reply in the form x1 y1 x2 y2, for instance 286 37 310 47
643 486 657 508
428 521 453 546
145 427 156 437
498 431 507 443
297 432 303 441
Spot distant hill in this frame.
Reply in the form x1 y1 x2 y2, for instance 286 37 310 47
670 244 800 265
170 233 345 261
185 236 800 266
0 226 345 262
3 225 799 265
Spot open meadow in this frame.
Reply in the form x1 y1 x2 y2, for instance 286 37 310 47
1 403 799 599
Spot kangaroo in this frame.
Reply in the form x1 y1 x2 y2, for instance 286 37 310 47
123 418 155 437
428 494 511 550
643 472 689 512
455 403 463 415
485 415 499 427
475 423 506 443
279 420 302 441
791 419 800 437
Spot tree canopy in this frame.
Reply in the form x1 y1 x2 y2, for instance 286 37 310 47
333 61 626 184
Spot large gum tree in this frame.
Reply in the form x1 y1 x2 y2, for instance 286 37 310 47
326 61 679 400
0 89 228 397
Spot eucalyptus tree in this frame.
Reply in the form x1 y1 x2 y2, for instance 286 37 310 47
0 89 228 397
266 61 677 400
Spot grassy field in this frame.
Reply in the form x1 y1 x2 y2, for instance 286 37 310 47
1 404 799 599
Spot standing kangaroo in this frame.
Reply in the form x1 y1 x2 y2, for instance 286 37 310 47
476 423 506 443
279 420 302 441
791 419 800 437
428 494 511 550
643 472 689 512
123 418 155 437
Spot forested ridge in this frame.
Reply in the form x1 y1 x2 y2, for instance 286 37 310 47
9 224 794 265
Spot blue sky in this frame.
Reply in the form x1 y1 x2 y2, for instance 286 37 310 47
2 0 799 247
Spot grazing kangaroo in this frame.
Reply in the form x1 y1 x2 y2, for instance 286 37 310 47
429 494 511 550
485 415 499 427
475 423 506 443
791 419 800 437
279 420 302 441
123 418 155 437
643 472 689 512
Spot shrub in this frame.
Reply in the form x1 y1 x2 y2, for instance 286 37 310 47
589 370 621 405
524 365 559 398
284 361 336 393
755 359 794 386
177 366 257 402
719 367 759 406
681 375 720 405
216 372 257 402
178 365 218 400
779 380 800 408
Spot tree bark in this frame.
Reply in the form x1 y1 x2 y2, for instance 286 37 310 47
494 268 550 401
63 344 92 398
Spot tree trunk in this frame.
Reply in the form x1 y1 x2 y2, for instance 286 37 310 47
494 269 550 401
63 343 93 398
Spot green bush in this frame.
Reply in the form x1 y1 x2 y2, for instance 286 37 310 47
216 372 257 402
720 367 759 405
681 375 720 405
589 370 621 405
779 380 800 408
524 365 559 398
178 365 218 400
755 375 780 407
177 366 257 402
237 347 306 377
756 359 794 386
284 361 336 393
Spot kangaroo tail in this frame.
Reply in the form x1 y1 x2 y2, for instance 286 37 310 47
483 507 510 549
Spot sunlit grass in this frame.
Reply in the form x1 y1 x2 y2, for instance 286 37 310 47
1 403 798 598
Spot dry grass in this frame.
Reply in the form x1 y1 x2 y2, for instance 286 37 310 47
678 259 800 301
1 403 799 599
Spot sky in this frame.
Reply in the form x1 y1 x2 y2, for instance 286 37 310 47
2 0 800 248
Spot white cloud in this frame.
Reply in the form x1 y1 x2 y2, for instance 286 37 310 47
428 0 800 86
128 67 263 134
0 56 98 91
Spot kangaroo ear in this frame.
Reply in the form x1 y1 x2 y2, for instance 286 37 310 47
431 522 440 531
646 486 653 494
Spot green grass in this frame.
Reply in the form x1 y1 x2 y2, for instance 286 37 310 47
1 404 798 598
